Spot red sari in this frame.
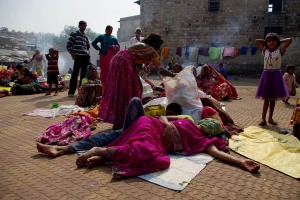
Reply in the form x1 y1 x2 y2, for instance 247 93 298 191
196 65 238 100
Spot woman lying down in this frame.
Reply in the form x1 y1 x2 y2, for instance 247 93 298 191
76 115 260 177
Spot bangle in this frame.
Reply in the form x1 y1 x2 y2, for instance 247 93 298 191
228 155 231 163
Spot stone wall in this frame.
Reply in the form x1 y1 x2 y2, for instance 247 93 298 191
139 0 300 75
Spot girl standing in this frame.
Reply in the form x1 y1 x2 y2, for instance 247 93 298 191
283 64 298 104
255 33 292 126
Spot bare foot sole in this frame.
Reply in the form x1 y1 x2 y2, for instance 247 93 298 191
268 119 278 126
258 120 267 126
86 156 104 168
36 143 59 158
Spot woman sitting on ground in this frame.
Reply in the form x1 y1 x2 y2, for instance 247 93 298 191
76 115 260 177
196 64 239 101
75 64 102 107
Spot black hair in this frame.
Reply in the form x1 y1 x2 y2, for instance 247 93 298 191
16 64 24 71
173 63 183 70
286 64 295 71
106 25 113 31
78 20 87 26
166 103 182 115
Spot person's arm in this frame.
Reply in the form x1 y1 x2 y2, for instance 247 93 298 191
206 145 260 173
280 38 292 52
159 116 174 148
255 39 266 51
91 35 102 51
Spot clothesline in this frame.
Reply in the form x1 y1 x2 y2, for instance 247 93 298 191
160 45 258 62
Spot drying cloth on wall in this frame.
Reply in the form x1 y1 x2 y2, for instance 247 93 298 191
251 46 258 55
184 46 190 60
161 47 170 60
222 47 235 57
176 47 182 57
139 153 214 191
240 46 248 55
229 126 300 178
198 47 209 56
208 47 222 60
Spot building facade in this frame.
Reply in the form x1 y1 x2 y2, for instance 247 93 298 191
137 0 300 75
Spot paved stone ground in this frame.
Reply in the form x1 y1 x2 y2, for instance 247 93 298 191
0 75 299 200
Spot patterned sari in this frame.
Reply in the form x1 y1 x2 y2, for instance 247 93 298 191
196 65 238 100
102 116 227 177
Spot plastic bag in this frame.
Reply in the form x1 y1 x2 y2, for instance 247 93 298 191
163 66 203 123
140 77 153 98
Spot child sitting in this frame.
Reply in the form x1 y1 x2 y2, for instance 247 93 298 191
283 64 298 104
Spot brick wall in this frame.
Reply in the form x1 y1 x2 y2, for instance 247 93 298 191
139 0 300 75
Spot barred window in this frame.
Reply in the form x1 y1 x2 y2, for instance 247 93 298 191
268 0 282 12
208 0 219 12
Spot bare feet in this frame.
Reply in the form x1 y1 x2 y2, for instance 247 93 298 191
76 147 105 168
268 119 278 126
36 143 68 158
258 120 267 126
86 156 104 168
54 92 58 96
240 159 260 173
45 92 51 96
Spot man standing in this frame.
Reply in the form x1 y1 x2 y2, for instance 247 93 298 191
66 20 90 97
130 27 144 45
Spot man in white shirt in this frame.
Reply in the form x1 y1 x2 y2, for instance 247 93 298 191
130 27 144 45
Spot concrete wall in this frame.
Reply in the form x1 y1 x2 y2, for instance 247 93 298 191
139 0 300 75
117 15 141 50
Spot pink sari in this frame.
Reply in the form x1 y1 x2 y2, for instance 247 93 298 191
103 116 227 177
98 50 142 128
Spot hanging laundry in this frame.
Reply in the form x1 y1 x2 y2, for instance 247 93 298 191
222 47 235 57
234 48 240 57
251 46 258 55
198 47 209 56
184 46 190 60
176 47 182 57
161 47 170 60
208 47 222 60
240 46 248 55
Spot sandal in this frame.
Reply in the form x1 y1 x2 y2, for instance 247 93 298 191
54 93 58 96
45 93 51 96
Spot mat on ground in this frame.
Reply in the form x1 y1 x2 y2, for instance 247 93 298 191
229 126 300 178
139 153 214 191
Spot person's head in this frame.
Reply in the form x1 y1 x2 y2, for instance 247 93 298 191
199 64 210 77
172 63 183 73
16 64 24 74
141 33 164 51
286 64 296 75
35 49 40 54
86 64 98 80
135 27 142 36
49 48 55 54
265 32 281 51
22 67 30 75
78 20 87 33
219 63 223 68
166 103 182 115
105 25 113 36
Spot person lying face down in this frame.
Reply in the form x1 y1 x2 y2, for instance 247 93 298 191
37 97 260 176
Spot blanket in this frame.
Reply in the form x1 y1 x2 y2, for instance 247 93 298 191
229 126 300 178
139 153 214 191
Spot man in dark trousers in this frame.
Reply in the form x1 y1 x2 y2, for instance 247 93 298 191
66 20 90 97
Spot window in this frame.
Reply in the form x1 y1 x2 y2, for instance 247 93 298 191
268 0 282 12
208 0 219 12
